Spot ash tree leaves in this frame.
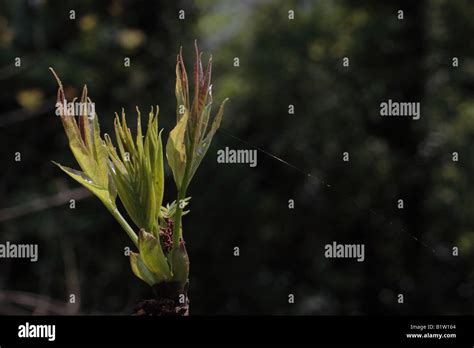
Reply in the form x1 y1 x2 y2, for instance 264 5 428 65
166 41 229 191
138 230 171 280
188 99 227 185
130 251 160 286
105 106 164 236
166 111 189 191
164 43 228 287
50 68 139 247
52 43 228 289
50 68 116 211
129 230 172 286
104 106 175 285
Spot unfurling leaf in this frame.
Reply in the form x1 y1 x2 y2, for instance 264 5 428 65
188 98 228 184
50 68 116 207
175 48 189 121
160 197 191 220
169 43 228 191
166 112 188 189
130 252 160 286
52 162 115 210
106 107 165 234
138 230 172 282
53 43 229 294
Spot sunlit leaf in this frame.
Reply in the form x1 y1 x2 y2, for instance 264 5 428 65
50 68 114 204
188 98 228 185
175 48 189 122
52 162 115 210
138 230 172 282
107 107 165 234
166 112 188 189
130 252 159 286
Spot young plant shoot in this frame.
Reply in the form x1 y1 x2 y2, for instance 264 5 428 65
51 42 228 315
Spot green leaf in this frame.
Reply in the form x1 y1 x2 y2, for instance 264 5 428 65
166 112 188 189
153 130 164 215
52 161 115 210
160 197 191 220
109 161 145 229
138 230 172 282
89 98 111 192
51 69 138 247
130 252 159 286
175 48 189 122
106 108 165 234
50 69 114 204
188 98 228 185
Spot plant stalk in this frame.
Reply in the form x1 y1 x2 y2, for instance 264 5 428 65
172 169 189 249
107 205 138 247
172 140 195 249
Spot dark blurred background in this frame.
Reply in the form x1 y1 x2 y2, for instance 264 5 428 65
0 0 473 315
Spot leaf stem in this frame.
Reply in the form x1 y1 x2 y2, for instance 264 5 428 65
106 205 138 247
172 143 194 249
172 168 189 249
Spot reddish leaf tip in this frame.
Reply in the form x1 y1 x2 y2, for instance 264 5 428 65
49 67 63 88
